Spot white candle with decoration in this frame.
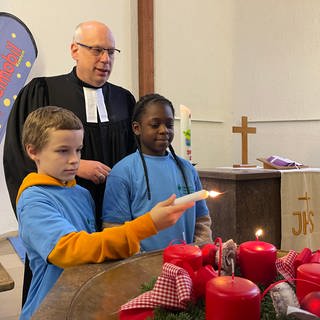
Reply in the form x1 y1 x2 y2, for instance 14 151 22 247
180 104 192 162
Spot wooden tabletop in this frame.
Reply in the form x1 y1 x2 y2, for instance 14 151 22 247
0 262 14 292
198 167 281 180
32 251 163 320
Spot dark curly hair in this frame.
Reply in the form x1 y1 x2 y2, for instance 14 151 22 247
132 93 190 200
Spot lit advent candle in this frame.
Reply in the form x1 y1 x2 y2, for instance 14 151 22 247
239 229 277 285
206 275 261 320
173 189 221 205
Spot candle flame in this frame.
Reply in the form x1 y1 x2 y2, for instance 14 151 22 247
209 190 222 198
255 229 263 240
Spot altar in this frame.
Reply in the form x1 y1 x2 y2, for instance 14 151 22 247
198 168 281 248
198 167 320 251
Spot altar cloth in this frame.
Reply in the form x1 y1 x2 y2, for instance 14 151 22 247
280 169 320 251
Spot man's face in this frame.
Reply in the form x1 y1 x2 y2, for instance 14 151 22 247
71 24 116 87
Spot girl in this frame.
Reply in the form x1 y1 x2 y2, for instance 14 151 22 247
102 94 212 251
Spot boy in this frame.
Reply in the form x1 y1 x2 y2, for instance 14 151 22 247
16 106 194 319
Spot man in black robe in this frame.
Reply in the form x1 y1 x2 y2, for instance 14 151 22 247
4 21 136 223
3 20 136 306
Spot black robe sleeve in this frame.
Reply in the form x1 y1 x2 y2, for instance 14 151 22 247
3 77 49 214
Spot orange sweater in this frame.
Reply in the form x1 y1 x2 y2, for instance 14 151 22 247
17 173 158 268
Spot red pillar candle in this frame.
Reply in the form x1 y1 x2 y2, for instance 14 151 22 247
163 243 202 271
206 276 261 320
239 241 277 285
296 263 320 302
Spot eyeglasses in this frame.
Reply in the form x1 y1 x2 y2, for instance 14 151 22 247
76 42 120 57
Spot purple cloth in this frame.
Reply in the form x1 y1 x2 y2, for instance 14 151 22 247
266 156 302 167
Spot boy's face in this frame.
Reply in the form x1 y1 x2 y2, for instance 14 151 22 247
27 129 83 183
132 103 174 156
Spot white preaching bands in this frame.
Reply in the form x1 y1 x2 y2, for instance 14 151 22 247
83 87 109 123
83 87 109 183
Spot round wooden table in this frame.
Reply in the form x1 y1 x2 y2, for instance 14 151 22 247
32 251 163 320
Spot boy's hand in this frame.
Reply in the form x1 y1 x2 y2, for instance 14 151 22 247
150 194 195 231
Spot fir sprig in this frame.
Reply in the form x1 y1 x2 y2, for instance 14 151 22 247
153 299 205 320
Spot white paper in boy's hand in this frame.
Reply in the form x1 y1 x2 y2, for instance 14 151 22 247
287 306 319 320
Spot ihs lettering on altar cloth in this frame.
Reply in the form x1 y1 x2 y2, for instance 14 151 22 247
292 192 315 236
232 116 256 167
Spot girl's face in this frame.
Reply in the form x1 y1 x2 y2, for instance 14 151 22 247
133 102 174 156
26 129 83 184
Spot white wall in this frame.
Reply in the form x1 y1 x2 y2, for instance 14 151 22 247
154 0 234 168
155 0 320 169
232 0 320 167
1 0 138 90
2 1 320 233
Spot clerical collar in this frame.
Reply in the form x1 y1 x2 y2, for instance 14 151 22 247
71 67 106 89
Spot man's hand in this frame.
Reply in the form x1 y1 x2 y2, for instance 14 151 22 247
150 195 194 231
77 159 111 184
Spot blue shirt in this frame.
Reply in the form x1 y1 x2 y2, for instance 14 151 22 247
102 150 208 251
17 182 95 319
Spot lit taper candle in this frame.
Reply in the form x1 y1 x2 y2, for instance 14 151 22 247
173 189 221 205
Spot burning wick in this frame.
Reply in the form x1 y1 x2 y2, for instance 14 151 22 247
255 229 263 241
231 258 235 281
173 189 221 205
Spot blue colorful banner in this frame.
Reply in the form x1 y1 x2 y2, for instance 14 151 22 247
0 12 37 143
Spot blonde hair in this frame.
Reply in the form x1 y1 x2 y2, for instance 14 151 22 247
22 106 83 154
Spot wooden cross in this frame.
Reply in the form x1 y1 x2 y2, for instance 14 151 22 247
232 116 256 165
